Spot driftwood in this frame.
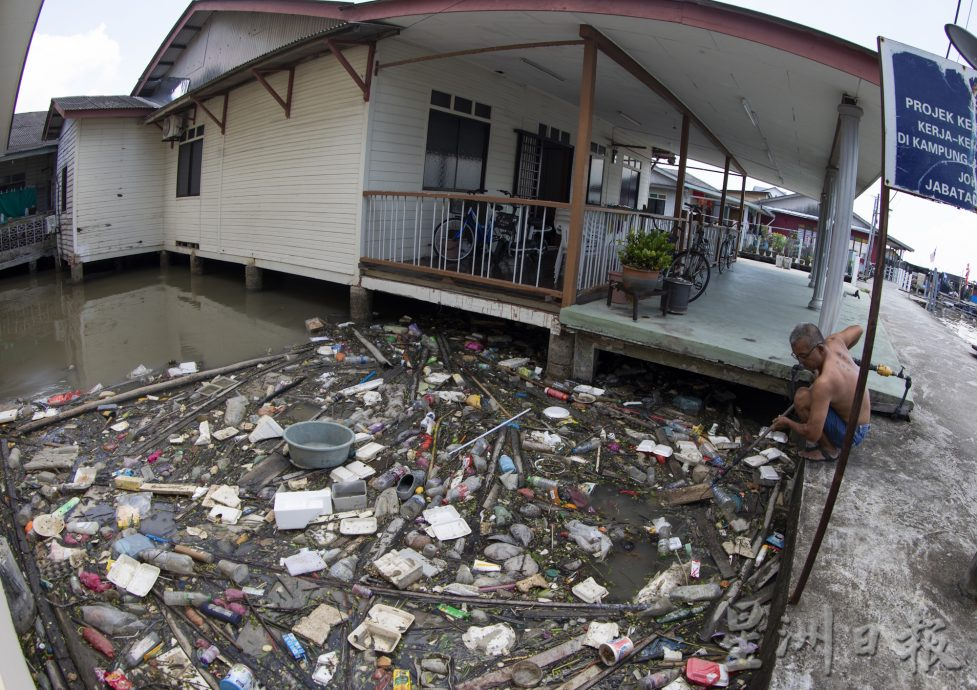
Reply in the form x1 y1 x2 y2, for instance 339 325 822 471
661 482 713 506
351 327 393 367
559 635 658 690
156 594 221 690
15 352 290 435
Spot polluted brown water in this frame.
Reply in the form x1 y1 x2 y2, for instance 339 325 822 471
0 308 796 690
0 263 349 402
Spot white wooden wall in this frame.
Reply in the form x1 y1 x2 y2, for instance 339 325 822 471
74 119 164 261
366 39 621 210
160 46 368 283
55 119 77 260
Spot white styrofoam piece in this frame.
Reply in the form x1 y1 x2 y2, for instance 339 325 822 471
373 551 423 589
653 443 673 458
353 431 374 443
759 466 781 483
397 547 442 577
636 439 657 453
110 420 130 432
0 409 18 424
340 516 378 535
329 466 357 483
571 576 608 604
107 554 160 597
344 460 376 479
743 454 770 468
248 415 284 443
195 421 212 446
275 489 332 530
675 440 703 464
422 505 472 540
355 442 386 462
213 426 239 441
210 484 241 509
207 505 242 525
760 447 786 460
284 550 327 576
583 621 620 648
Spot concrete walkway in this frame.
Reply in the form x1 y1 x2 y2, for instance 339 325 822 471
560 259 912 411
768 280 977 688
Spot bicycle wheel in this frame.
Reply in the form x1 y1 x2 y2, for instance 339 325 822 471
668 250 711 301
432 218 475 262
718 240 731 274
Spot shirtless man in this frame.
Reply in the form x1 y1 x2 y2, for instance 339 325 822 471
772 323 871 460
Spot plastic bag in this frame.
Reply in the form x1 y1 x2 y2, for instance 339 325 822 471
566 520 612 560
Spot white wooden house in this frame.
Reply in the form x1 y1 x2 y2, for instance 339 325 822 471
41 0 885 362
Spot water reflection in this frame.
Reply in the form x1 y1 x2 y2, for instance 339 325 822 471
0 265 350 401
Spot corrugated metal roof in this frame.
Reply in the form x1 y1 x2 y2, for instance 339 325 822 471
50 95 157 113
6 111 47 152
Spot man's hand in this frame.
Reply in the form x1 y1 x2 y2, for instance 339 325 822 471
771 415 790 431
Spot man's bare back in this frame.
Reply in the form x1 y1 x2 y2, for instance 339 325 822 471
773 323 871 459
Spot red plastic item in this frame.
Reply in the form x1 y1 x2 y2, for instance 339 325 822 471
79 571 112 593
82 627 115 659
102 670 134 690
685 658 728 687
146 450 162 464
224 588 245 601
47 390 82 406
544 387 570 401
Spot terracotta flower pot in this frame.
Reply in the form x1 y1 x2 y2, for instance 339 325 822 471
621 265 662 294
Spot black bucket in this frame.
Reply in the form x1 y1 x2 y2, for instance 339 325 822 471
661 277 692 315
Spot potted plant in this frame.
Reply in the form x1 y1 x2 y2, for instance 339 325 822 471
770 233 789 267
618 230 674 292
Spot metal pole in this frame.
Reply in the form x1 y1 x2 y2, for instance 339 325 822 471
789 182 891 605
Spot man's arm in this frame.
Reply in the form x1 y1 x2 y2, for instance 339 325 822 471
834 325 863 350
773 381 833 443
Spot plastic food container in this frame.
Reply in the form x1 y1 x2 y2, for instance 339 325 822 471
283 421 355 469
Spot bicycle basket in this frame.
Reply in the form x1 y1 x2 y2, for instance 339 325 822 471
494 211 519 232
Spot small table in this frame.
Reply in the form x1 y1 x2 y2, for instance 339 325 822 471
607 277 667 321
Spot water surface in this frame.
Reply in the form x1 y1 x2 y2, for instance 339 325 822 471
0 264 350 402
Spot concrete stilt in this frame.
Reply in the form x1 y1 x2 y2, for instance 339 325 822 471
189 253 204 275
114 257 124 272
349 286 373 322
571 334 597 383
546 330 574 380
69 261 84 284
159 250 170 268
28 259 38 274
960 550 977 600
245 263 263 291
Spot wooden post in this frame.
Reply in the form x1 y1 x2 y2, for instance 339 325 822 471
672 115 690 249
716 156 730 261
561 34 597 308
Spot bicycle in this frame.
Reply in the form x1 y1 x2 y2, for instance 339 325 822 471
717 224 737 274
664 222 711 301
431 189 529 273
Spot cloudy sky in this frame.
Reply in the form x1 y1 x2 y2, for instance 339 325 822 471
15 0 977 273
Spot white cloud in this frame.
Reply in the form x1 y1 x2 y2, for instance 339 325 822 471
16 24 123 113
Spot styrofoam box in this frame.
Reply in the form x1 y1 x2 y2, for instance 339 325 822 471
275 489 332 530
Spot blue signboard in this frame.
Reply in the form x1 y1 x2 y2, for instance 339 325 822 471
880 37 976 212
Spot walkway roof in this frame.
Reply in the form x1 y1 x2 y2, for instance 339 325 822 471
135 0 883 201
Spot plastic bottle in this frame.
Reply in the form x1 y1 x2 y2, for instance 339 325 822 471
66 521 100 535
445 476 482 503
639 669 681 689
528 476 558 491
370 463 409 491
81 604 145 636
498 454 516 474
198 601 243 626
198 644 220 666
472 438 489 456
711 485 740 524
400 495 426 521
125 631 162 667
571 438 601 454
421 411 436 435
726 658 762 672
217 560 250 585
163 591 211 607
351 584 373 598
139 549 195 576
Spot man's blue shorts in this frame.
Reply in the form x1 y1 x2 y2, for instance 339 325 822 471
824 407 870 449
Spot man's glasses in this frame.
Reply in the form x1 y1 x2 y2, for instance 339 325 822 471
791 342 821 360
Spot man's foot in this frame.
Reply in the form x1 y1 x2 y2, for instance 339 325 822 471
798 447 840 462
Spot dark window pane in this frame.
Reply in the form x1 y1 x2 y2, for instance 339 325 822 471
177 144 190 197
423 109 489 191
538 123 547 137
587 156 604 205
620 168 639 208
474 102 491 119
453 96 472 114
189 140 203 196
431 90 451 108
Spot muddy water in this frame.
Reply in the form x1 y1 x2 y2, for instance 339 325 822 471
0 264 351 402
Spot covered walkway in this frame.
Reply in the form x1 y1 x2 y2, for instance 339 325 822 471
561 258 913 412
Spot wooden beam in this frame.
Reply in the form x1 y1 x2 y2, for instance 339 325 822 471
673 114 690 249
717 156 730 261
191 94 228 134
251 67 294 117
739 170 748 235
561 36 597 308
377 39 585 71
325 38 369 100
364 41 376 102
579 25 746 176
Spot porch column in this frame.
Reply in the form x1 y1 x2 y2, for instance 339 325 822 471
717 156 730 224
808 166 837 307
738 172 747 249
818 102 862 335
561 36 598 307
637 163 652 212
